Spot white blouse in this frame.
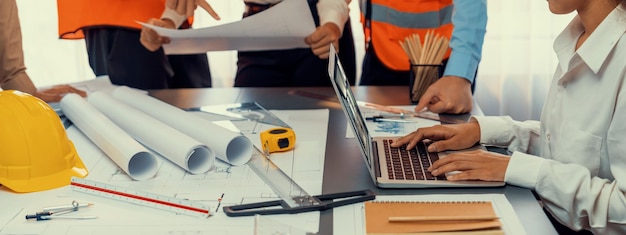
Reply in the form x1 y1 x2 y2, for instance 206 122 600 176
475 4 626 234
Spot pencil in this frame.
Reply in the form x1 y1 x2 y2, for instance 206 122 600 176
388 215 500 222
363 102 414 116
215 193 224 212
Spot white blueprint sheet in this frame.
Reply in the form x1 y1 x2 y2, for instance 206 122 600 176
142 0 316 54
0 109 329 234
346 105 440 138
333 194 526 235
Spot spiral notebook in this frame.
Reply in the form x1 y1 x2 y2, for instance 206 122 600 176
364 200 503 234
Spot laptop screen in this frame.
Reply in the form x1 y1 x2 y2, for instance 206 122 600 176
328 45 373 170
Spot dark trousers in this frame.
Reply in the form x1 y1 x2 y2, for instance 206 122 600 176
360 44 476 92
360 44 417 86
234 1 356 87
84 27 212 90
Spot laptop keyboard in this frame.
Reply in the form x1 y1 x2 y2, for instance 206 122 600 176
383 139 446 181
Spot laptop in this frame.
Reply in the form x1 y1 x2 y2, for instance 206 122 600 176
327 45 504 188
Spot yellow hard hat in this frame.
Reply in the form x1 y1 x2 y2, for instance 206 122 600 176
0 90 88 193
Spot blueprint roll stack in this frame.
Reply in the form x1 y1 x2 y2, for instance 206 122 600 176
60 93 159 180
112 86 253 166
88 91 214 174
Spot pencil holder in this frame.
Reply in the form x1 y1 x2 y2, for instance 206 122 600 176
409 64 443 104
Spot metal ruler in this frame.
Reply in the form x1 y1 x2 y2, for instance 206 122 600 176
193 102 292 129
70 177 211 218
188 102 377 216
246 147 316 208
223 146 376 216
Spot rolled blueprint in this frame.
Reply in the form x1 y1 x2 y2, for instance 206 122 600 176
112 86 253 165
60 93 158 180
88 91 215 174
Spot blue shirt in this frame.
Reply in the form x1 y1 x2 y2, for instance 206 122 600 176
444 0 487 84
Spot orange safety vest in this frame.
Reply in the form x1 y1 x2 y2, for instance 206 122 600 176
361 0 453 71
57 0 192 39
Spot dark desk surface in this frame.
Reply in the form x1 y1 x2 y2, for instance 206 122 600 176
150 86 557 235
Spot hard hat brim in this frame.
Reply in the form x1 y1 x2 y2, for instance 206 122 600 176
0 142 88 193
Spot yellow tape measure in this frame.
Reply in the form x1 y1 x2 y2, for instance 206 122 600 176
260 128 296 154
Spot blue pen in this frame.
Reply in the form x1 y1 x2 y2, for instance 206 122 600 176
366 115 418 123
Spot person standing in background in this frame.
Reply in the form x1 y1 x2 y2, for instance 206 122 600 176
141 0 357 87
57 0 214 90
1 0 85 102
235 0 356 87
359 0 487 114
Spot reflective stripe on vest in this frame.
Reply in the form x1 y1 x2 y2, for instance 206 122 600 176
57 0 192 39
361 0 454 71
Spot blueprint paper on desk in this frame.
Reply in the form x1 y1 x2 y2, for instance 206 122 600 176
141 0 316 54
346 105 441 138
0 109 329 235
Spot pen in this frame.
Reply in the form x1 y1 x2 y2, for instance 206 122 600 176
216 193 224 213
366 114 405 120
366 115 419 123
388 215 500 222
375 118 419 123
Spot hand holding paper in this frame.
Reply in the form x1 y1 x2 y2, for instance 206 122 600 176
305 22 341 59
141 18 174 51
141 0 220 51
142 0 316 54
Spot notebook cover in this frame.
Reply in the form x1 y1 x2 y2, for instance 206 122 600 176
364 200 502 234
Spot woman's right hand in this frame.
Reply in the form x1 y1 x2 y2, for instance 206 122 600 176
391 121 481 152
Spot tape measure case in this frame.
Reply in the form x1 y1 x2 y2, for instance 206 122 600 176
260 128 296 153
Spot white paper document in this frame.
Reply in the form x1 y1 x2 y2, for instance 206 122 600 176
142 0 316 54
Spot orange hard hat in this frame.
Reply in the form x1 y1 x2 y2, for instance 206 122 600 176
0 90 88 193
